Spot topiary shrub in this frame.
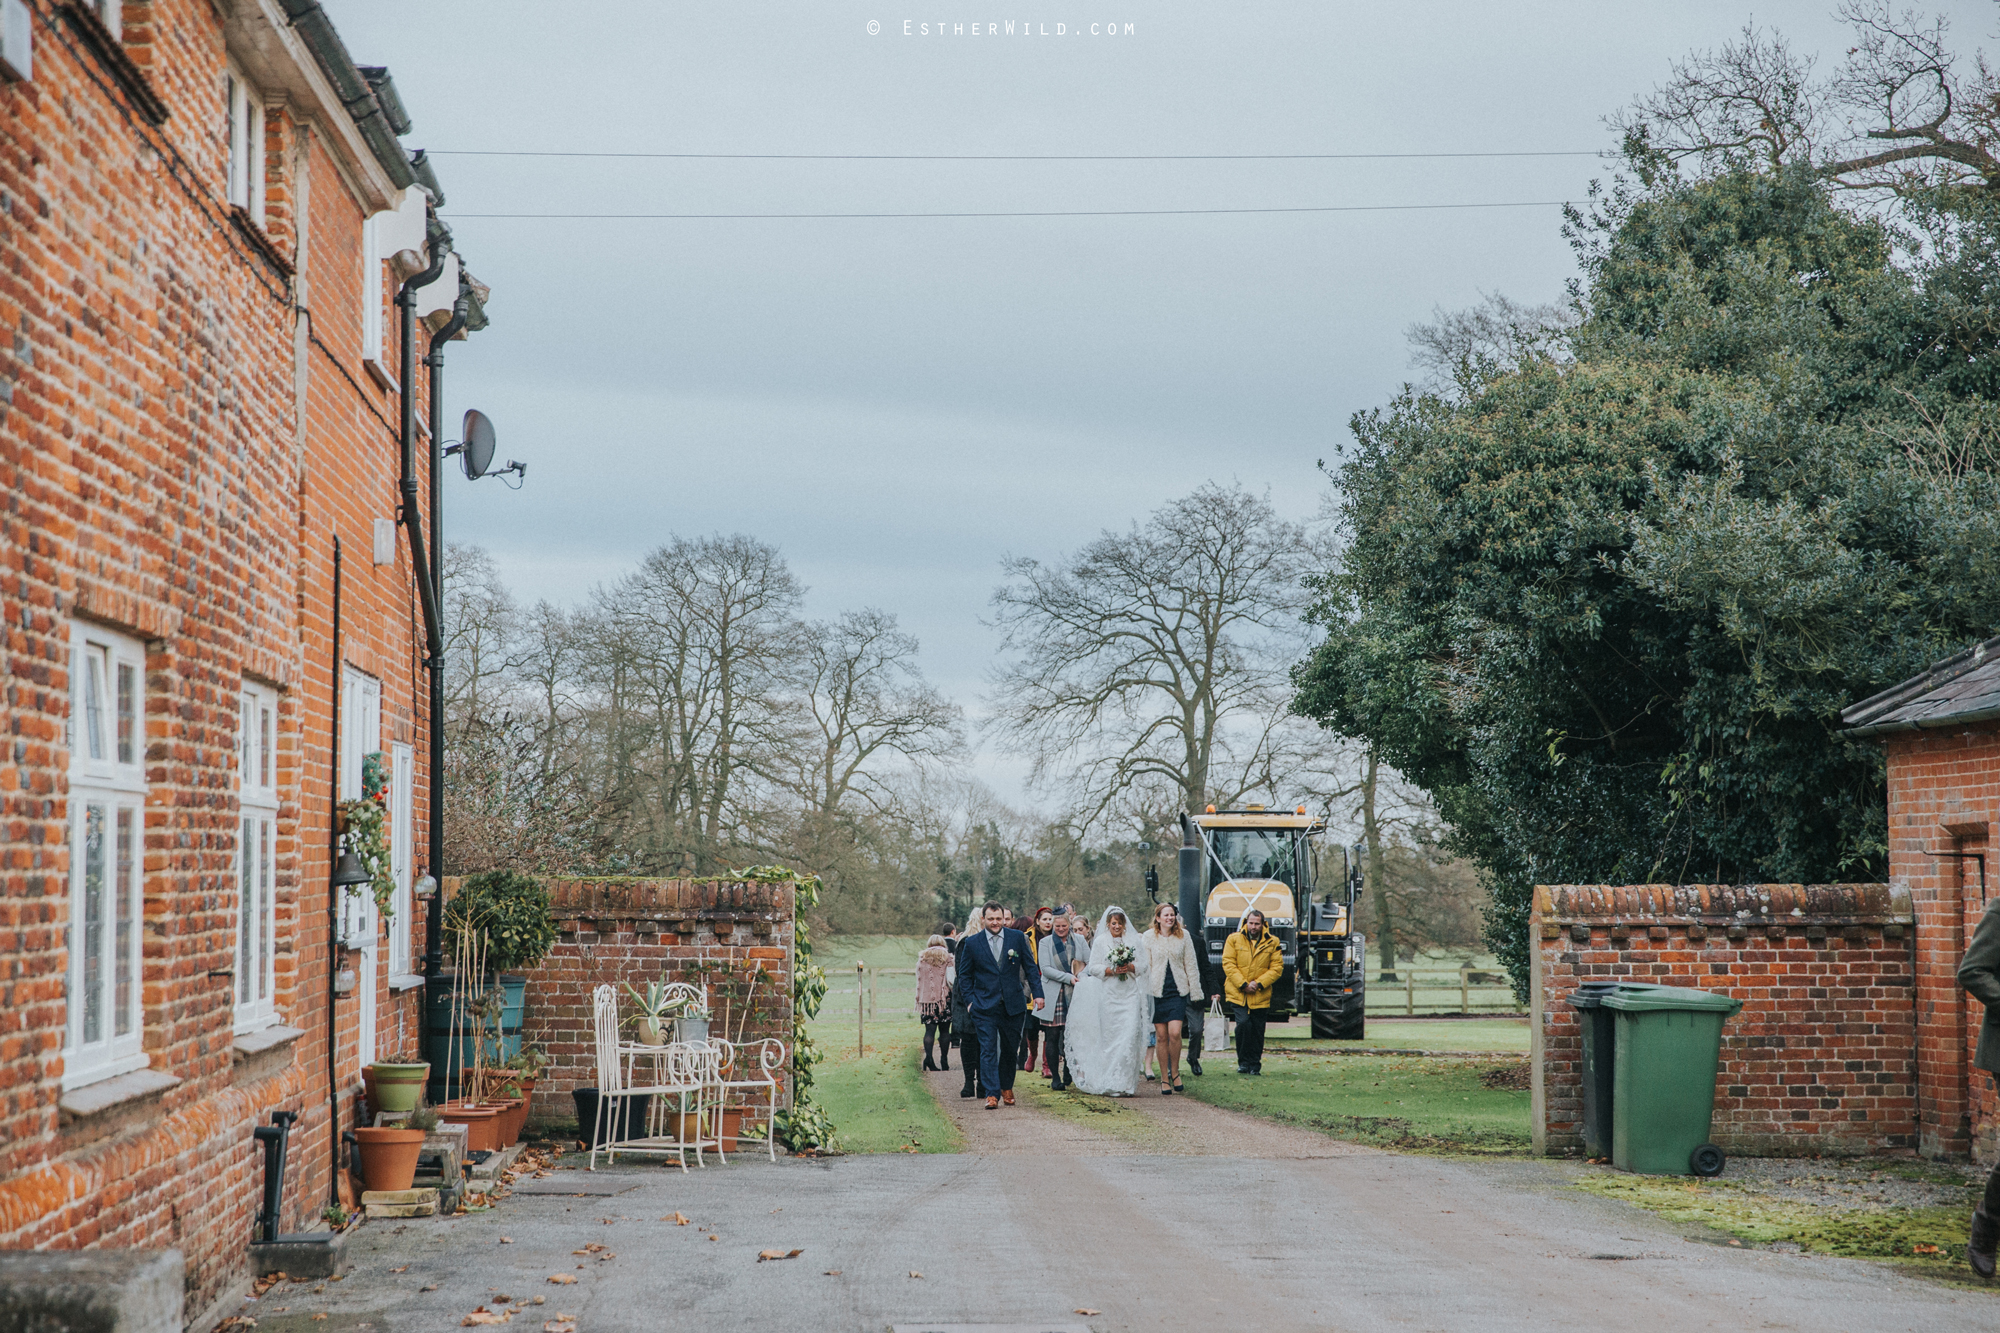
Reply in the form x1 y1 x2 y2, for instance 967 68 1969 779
443 869 556 974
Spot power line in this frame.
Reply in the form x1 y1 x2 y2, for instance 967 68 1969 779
430 148 1601 162
442 199 1572 221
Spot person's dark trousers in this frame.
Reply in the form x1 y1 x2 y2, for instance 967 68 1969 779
923 1021 949 1071
1235 1006 1269 1072
959 1025 982 1096
1045 1025 1068 1090
973 1006 1022 1093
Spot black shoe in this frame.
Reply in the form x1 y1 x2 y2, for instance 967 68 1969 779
960 1084 977 1098
1972 1206 1998 1280
940 1058 950 1072
922 1056 938 1072
1246 1068 1263 1076
1187 1053 1203 1076
1236 1066 1249 1074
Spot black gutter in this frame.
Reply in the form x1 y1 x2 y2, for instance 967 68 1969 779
1838 703 2000 741
278 0 416 191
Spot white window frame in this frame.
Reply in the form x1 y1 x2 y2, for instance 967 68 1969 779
64 623 147 1091
226 65 266 223
388 742 416 983
361 213 385 368
338 667 382 952
235 683 280 1033
87 0 120 39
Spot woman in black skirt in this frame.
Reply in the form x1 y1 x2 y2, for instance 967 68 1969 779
1143 902 1204 1094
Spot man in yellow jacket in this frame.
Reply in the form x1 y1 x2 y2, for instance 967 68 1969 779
1222 909 1284 1075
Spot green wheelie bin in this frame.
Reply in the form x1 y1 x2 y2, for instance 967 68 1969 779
1602 982 1742 1176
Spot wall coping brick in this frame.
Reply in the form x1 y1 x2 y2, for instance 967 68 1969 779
1535 882 1912 925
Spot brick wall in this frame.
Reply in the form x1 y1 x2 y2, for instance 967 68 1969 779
440 878 799 1125
1879 725 2000 1163
0 1 450 1320
1531 884 1918 1158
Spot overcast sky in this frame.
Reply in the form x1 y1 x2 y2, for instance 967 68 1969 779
326 0 1993 807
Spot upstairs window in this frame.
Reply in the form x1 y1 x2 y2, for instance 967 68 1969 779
227 66 265 224
235 684 280 1032
83 0 120 39
65 623 147 1090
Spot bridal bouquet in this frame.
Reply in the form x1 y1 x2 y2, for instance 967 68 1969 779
1105 943 1136 973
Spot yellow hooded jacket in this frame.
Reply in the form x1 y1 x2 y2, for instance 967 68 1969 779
1222 929 1283 1010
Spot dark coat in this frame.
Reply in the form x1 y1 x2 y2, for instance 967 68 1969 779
1959 896 2000 1074
955 927 1044 1017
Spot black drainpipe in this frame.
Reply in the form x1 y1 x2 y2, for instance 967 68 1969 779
421 279 471 1017
327 534 344 1205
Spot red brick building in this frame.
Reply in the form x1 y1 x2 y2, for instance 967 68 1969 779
0 1 484 1321
1842 635 2000 1165
1530 638 2000 1170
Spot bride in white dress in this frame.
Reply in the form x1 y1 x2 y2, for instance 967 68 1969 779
1062 906 1151 1097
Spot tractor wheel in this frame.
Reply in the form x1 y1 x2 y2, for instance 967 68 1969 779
1314 1000 1365 1042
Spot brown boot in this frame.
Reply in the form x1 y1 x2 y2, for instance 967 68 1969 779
1972 1207 1998 1280
1001 1089 1016 1106
984 1096 998 1110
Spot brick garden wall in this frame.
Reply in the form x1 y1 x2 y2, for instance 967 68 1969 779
1532 884 1918 1158
461 878 798 1127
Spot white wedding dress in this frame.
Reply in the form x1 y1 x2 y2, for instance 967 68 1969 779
1063 907 1151 1097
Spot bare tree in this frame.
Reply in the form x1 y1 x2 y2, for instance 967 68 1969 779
987 483 1341 832
441 542 516 720
598 534 802 873
1617 5 2000 196
1407 291 1577 396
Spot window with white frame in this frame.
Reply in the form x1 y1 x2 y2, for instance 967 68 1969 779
83 0 120 38
65 623 147 1090
235 683 279 1032
226 66 265 223
337 668 382 949
360 213 384 366
388 742 415 980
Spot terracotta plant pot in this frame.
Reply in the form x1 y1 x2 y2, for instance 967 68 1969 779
368 1062 430 1114
438 1101 502 1153
487 1096 527 1147
352 1125 426 1193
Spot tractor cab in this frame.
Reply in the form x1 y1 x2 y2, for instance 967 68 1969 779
1192 807 1321 1020
1187 805 1366 1038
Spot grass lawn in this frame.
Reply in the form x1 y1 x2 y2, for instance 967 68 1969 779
1569 1171 1989 1286
803 936 959 1155
1176 1052 1533 1154
1266 1017 1530 1053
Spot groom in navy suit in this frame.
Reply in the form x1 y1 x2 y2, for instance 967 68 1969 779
957 902 1045 1108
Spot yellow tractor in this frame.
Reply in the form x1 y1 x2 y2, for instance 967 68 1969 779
1174 806 1366 1040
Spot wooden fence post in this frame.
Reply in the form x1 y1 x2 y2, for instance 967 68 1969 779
1461 968 1470 1015
1406 970 1415 1016
856 961 866 1057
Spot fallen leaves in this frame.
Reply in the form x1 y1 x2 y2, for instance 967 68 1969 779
546 1274 577 1285
823 1270 842 1276
756 1249 803 1262
499 1237 514 1245
571 1244 607 1256
1075 1308 1101 1316
542 1321 576 1333
908 1270 923 1279
461 1308 510 1326
389 1266 410 1274
665 1212 690 1226
420 1285 440 1293
1913 1243 1942 1255
311 1317 327 1324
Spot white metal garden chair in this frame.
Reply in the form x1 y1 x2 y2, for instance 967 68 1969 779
709 1037 787 1162
588 983 699 1173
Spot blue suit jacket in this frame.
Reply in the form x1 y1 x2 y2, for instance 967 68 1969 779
956 927 1044 1017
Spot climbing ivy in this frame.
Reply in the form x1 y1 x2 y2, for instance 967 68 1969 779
743 865 834 1152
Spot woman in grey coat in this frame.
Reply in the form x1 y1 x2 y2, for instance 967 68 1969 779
1037 914 1087 1092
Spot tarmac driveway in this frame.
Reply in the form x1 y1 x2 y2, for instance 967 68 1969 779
240 1132 1999 1333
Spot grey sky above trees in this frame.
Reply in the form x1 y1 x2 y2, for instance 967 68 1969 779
324 0 1995 828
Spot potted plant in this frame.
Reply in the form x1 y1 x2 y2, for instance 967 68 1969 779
438 870 555 1107
623 982 687 1045
353 1105 428 1193
674 1000 711 1045
366 1058 431 1115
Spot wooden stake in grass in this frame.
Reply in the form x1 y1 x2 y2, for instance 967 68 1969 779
856 960 866 1057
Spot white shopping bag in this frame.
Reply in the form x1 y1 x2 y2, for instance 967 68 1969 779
1202 998 1227 1053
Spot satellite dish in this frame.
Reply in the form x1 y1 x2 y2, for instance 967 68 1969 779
459 409 496 479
